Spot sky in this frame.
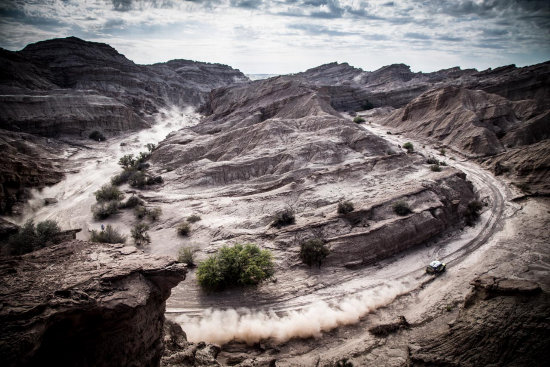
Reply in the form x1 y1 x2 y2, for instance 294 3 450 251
0 0 549 74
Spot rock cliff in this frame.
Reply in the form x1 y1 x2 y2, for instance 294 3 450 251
0 129 65 214
0 240 186 367
410 276 550 366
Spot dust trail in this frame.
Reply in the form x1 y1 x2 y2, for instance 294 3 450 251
176 280 412 345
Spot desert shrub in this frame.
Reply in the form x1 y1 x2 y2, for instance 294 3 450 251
330 358 354 367
403 142 414 153
111 169 134 186
187 214 201 223
148 207 162 221
90 225 126 244
145 143 156 152
439 148 446 156
439 161 447 166
89 130 105 141
134 205 148 219
119 154 136 169
131 222 150 246
300 238 330 268
35 220 61 244
134 205 161 221
353 116 365 123
271 208 295 228
196 243 274 291
94 184 124 203
136 162 150 171
393 201 412 216
129 171 147 188
8 219 61 255
92 201 119 220
386 131 392 135
177 222 191 236
464 200 483 226
426 156 439 164
178 246 196 266
119 195 144 209
337 201 354 215
136 151 151 163
430 164 442 172
146 175 163 185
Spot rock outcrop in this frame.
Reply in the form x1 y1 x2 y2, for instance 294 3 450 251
379 86 521 156
0 129 65 214
410 276 550 366
0 240 186 367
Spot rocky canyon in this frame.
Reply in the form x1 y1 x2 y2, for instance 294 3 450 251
0 37 549 367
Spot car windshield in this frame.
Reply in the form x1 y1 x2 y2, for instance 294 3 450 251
430 261 442 267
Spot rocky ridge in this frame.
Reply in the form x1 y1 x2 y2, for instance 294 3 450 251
0 240 186 367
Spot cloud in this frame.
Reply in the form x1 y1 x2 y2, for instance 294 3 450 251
404 32 431 40
0 0 548 74
288 23 355 36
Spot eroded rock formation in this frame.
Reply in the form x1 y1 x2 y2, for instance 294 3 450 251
410 276 550 366
0 241 186 367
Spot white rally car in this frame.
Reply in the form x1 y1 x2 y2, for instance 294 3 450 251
426 260 446 274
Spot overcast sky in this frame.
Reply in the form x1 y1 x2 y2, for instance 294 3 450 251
0 0 549 74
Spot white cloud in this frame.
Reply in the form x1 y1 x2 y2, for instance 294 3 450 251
0 0 548 73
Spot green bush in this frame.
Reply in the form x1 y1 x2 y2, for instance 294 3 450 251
464 200 483 226
89 130 105 141
430 164 442 172
271 208 295 228
403 142 414 153
90 225 126 244
426 156 439 165
337 201 354 215
111 169 134 186
146 175 163 185
178 246 196 267
134 205 162 221
8 219 62 255
129 171 147 188
94 184 124 203
119 195 144 209
353 116 365 123
439 148 446 156
134 205 148 220
148 207 162 221
196 243 274 291
92 201 120 220
300 238 330 268
393 201 412 216
177 222 191 236
131 222 150 246
187 214 201 223
119 154 136 169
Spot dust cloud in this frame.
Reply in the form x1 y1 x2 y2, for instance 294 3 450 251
177 280 412 345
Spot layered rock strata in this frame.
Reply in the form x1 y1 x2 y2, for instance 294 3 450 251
410 276 550 366
0 241 186 367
